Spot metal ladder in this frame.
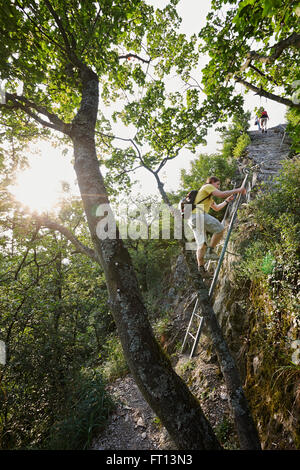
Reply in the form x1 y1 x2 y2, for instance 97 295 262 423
181 173 249 358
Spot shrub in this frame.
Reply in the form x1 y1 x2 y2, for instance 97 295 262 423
180 152 238 194
45 368 114 450
233 133 251 159
286 108 300 155
101 336 129 382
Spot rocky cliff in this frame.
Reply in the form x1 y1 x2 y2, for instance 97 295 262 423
208 125 299 449
166 124 299 449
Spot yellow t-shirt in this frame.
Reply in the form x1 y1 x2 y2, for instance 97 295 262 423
193 184 216 213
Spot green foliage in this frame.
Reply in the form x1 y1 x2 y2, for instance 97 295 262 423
238 158 300 281
199 0 300 114
0 203 114 450
286 108 300 155
232 133 251 159
128 237 179 304
214 417 237 449
261 252 276 275
180 153 237 194
153 311 171 338
45 369 114 450
179 111 250 195
219 111 251 159
101 336 129 382
0 0 206 198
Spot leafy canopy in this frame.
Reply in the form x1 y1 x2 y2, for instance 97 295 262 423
199 0 300 112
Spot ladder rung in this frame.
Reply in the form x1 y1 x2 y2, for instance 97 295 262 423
188 333 196 340
194 313 202 319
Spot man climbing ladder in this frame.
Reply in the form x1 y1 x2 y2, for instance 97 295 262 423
187 176 246 280
182 172 249 358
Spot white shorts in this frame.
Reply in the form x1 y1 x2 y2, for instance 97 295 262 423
188 211 224 248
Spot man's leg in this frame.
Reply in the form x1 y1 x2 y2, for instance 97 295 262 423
210 229 224 249
197 243 207 267
260 119 264 132
203 213 225 260
196 243 213 280
189 212 208 269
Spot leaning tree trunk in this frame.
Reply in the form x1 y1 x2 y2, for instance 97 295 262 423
69 66 221 450
184 250 261 450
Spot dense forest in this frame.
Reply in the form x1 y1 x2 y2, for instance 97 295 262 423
0 0 299 451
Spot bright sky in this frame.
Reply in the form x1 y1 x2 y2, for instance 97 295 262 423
10 141 75 214
11 0 288 213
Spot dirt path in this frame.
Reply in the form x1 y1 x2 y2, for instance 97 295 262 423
91 375 171 450
92 350 238 450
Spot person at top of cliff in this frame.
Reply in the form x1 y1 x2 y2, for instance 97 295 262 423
260 109 269 133
187 176 246 280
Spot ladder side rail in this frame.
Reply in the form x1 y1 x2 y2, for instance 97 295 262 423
190 316 204 358
181 297 199 353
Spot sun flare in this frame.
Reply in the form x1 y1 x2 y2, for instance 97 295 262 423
10 143 76 214
12 165 61 213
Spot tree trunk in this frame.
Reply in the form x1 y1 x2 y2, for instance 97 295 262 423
69 66 221 450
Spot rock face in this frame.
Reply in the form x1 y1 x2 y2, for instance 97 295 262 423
213 124 292 337
210 124 299 449
245 125 291 193
167 124 297 449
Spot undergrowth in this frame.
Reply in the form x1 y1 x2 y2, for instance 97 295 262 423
44 369 115 450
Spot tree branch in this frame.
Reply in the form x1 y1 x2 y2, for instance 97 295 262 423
36 216 98 263
1 93 72 134
43 0 84 70
43 0 72 55
245 32 300 65
95 130 148 168
249 63 278 86
234 76 300 108
14 225 40 280
15 0 67 55
118 53 151 64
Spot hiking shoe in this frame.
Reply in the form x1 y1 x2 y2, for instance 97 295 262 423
204 247 219 261
198 266 213 280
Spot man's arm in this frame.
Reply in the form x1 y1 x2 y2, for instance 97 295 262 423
211 195 234 212
212 186 246 198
